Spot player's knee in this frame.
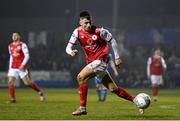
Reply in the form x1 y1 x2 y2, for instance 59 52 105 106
77 75 87 84
8 80 14 85
22 79 32 86
24 81 30 86
8 77 15 85
77 74 84 82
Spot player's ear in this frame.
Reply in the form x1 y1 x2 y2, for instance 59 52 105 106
79 19 82 26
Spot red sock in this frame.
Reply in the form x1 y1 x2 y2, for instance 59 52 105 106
115 87 134 102
79 83 88 107
30 83 41 92
152 86 158 97
9 84 15 100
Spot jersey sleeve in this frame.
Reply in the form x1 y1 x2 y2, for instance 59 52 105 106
147 57 152 77
100 28 112 42
22 43 29 54
110 38 120 59
66 29 78 55
161 57 167 69
100 28 120 59
69 29 78 44
21 43 30 66
8 45 12 69
8 45 11 54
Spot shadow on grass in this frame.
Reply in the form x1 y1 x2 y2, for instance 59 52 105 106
125 114 177 120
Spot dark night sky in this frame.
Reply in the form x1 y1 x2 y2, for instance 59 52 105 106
0 0 180 18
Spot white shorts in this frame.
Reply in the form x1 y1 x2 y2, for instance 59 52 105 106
87 60 108 80
8 68 28 79
150 75 163 85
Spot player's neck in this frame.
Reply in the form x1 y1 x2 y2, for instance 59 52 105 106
81 26 93 33
153 55 160 58
13 40 20 44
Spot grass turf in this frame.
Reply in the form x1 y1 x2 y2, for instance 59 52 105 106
0 88 180 120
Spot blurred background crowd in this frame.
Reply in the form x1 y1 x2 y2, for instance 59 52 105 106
0 0 180 88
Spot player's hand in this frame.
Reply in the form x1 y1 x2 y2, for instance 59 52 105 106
115 58 122 67
70 49 78 56
19 65 25 71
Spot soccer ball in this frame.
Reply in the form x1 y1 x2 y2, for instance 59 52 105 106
134 93 151 109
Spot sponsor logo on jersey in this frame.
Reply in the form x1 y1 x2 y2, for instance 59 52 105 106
71 34 77 40
106 33 112 41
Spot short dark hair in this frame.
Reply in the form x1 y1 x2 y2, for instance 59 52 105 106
80 11 91 20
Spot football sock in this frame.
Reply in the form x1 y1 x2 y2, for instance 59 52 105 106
115 87 134 102
152 86 158 97
103 88 108 100
9 84 15 100
30 82 41 92
79 82 88 107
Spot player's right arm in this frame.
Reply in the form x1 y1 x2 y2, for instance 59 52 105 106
147 57 151 79
66 29 78 57
8 45 12 69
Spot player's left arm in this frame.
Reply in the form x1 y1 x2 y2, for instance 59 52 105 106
20 43 30 70
147 57 151 79
108 54 119 76
109 60 119 77
161 57 167 71
100 28 122 66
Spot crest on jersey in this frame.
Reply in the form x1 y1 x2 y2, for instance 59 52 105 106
92 35 97 40
80 36 84 39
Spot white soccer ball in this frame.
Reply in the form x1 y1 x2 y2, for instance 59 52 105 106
134 93 151 109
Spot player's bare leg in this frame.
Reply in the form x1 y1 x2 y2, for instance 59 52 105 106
22 75 45 102
7 76 16 103
101 73 144 114
72 66 96 116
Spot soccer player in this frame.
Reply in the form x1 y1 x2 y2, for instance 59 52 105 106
147 47 167 101
95 53 118 102
66 11 144 116
7 32 45 103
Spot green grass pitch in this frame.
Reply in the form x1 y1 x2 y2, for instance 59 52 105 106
0 88 180 120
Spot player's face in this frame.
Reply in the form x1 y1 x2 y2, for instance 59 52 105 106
79 18 92 32
154 49 161 56
12 33 20 42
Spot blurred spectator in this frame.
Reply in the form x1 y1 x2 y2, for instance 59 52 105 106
167 52 180 88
